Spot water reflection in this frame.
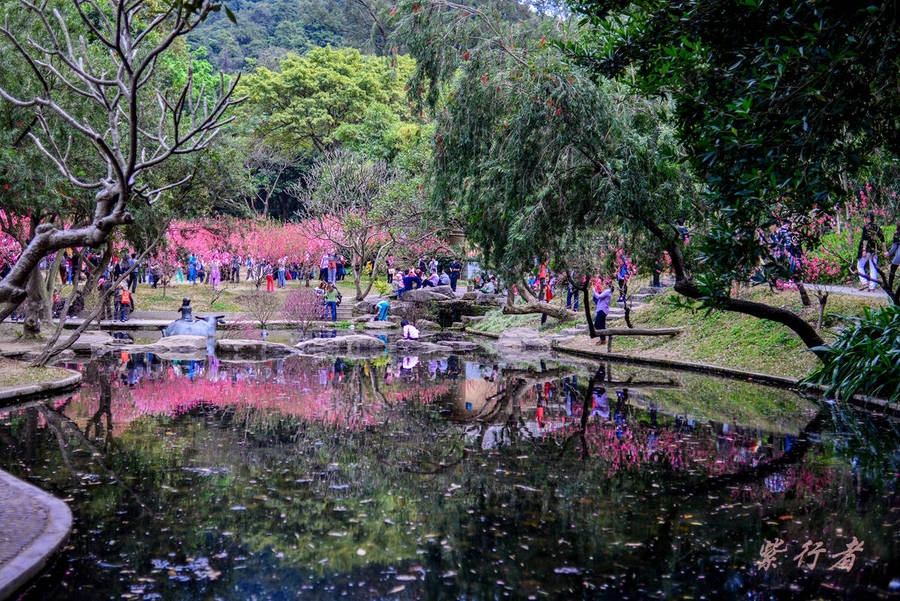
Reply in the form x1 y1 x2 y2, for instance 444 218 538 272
0 352 897 600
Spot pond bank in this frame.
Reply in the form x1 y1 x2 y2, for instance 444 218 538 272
0 470 72 601
0 361 78 598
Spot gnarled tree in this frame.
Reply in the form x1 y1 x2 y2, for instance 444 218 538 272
0 0 243 326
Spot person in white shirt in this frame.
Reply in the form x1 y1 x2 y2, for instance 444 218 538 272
401 319 420 339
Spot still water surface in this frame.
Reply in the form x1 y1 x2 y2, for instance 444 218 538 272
0 350 897 600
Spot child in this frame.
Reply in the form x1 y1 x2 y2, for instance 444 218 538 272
401 319 420 340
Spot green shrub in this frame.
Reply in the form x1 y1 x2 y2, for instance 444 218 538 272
806 304 900 402
372 280 391 296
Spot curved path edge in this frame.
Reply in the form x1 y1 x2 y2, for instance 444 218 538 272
0 370 82 406
549 341 900 417
0 470 72 600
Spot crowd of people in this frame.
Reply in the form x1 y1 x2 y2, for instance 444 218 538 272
4 210 899 328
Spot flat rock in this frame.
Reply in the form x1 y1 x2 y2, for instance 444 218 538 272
295 334 386 354
461 315 485 325
215 339 295 356
94 335 211 359
415 319 440 330
437 340 480 352
392 339 453 354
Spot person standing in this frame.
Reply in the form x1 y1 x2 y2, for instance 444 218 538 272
231 256 240 283
448 257 461 292
593 281 613 344
857 211 885 291
210 257 221 289
325 283 338 322
277 259 286 288
118 283 132 322
565 271 580 310
127 253 138 293
188 253 197 283
265 262 274 292
616 254 630 302
386 254 395 284
327 253 337 284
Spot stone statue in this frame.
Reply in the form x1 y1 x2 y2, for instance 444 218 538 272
162 297 223 337
178 297 193 322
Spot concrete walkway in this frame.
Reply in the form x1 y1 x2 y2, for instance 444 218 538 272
804 283 890 299
0 469 71 600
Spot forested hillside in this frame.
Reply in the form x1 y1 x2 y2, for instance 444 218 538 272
188 0 383 71
189 0 540 72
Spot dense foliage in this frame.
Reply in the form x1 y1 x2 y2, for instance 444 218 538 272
807 305 900 402
566 0 900 290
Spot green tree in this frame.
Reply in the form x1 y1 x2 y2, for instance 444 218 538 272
237 46 417 156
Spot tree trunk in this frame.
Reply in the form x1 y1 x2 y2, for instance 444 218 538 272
82 240 114 305
22 267 46 338
581 285 596 338
797 282 811 307
816 292 829 330
502 301 577 321
353 264 364 301
43 251 65 320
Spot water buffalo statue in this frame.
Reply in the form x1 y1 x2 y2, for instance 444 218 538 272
162 314 224 338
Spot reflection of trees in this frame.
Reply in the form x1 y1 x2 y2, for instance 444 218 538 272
2 355 894 600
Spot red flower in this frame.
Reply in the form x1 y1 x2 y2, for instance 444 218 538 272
463 51 469 61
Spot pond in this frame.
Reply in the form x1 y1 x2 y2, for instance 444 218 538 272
0 349 897 600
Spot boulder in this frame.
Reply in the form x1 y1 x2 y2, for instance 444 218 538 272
72 331 115 353
522 337 551 352
497 327 543 350
354 299 378 314
141 335 208 354
216 339 295 356
461 291 478 301
295 334 386 354
476 292 504 306
415 319 440 330
461 315 484 325
400 285 456 302
363 320 398 329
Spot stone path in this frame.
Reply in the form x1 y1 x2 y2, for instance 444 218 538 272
0 469 72 599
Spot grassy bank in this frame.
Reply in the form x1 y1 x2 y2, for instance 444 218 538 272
0 358 72 392
471 283 888 380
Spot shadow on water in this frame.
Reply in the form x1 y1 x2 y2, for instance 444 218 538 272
0 351 896 600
